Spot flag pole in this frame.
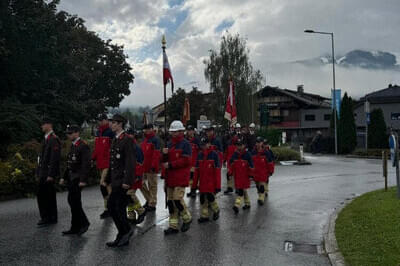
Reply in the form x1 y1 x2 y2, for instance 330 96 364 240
162 35 168 141
162 35 168 210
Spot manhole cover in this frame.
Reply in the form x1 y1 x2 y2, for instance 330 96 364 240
284 241 320 254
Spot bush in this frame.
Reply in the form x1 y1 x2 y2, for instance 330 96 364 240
271 147 301 161
257 128 282 146
0 138 100 200
352 148 388 158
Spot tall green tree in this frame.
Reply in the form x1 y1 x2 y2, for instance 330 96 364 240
203 33 264 125
337 93 357 154
368 108 388 149
0 0 134 152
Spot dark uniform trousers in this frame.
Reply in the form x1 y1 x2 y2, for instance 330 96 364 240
37 180 58 222
106 132 136 237
108 186 130 236
37 133 61 222
68 179 89 230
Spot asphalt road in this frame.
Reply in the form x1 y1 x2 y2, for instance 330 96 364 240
0 154 396 266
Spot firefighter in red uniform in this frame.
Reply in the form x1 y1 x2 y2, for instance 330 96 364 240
205 126 223 194
126 135 147 225
251 137 274 205
162 120 192 235
92 114 115 219
263 139 275 197
140 124 161 212
223 133 238 194
229 138 254 214
195 138 221 223
186 125 201 198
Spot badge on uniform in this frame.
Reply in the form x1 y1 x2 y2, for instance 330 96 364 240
116 153 121 159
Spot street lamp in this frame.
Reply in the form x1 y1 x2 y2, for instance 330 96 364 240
304 29 338 155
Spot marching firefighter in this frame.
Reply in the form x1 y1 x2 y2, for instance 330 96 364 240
195 138 221 223
60 125 90 235
104 114 136 247
162 120 192 235
263 139 276 197
251 137 274 206
126 134 147 225
36 117 61 227
205 126 223 193
229 137 254 214
187 125 201 198
223 132 238 194
92 114 115 219
140 124 161 212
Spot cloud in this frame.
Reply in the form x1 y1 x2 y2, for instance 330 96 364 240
58 0 400 107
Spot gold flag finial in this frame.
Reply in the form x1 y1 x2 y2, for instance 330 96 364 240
162 35 166 48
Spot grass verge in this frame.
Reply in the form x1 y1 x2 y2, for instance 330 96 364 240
335 187 400 266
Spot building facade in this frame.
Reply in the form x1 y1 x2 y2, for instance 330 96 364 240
256 85 332 144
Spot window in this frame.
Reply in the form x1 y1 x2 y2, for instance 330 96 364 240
305 114 315 121
391 113 400 120
324 114 331 121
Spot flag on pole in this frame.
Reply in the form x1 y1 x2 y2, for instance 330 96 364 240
224 79 237 126
163 49 174 93
182 97 190 125
142 111 148 126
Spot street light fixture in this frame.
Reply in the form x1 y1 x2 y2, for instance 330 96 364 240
304 29 338 155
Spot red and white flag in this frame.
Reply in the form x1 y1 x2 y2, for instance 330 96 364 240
224 79 237 125
163 49 174 93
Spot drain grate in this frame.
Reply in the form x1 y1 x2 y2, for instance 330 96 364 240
284 241 321 254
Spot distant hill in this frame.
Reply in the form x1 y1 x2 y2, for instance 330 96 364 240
294 49 400 70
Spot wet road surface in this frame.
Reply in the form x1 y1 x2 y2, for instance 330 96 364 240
0 154 395 266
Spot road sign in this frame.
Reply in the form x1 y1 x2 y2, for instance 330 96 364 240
389 134 397 167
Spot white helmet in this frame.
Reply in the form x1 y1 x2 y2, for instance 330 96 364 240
249 123 255 128
235 123 241 128
169 120 185 132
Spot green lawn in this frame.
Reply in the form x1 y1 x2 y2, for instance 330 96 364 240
335 187 400 266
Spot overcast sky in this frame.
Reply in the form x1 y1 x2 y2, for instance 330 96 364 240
59 0 400 107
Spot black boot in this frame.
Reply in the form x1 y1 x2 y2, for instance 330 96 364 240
213 210 220 221
106 235 121 247
257 199 264 206
77 223 90 236
224 187 233 195
242 204 251 210
62 229 78 235
135 211 147 225
232 206 239 214
181 219 192 232
164 228 179 235
100 210 110 219
197 217 210 223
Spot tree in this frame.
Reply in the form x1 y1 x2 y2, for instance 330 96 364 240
0 0 134 153
368 108 388 149
203 33 264 125
166 88 186 122
337 93 357 154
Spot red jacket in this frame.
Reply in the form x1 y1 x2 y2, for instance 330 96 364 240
140 132 161 173
165 135 192 187
193 148 220 192
92 137 111 169
229 150 254 189
251 150 273 182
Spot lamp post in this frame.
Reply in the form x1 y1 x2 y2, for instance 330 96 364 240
304 29 338 155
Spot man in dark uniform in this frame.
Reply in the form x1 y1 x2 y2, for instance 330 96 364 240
186 125 201 198
60 125 90 235
247 123 257 151
92 113 115 219
36 117 61 227
105 114 136 247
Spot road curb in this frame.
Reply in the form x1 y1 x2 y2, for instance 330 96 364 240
324 199 354 266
